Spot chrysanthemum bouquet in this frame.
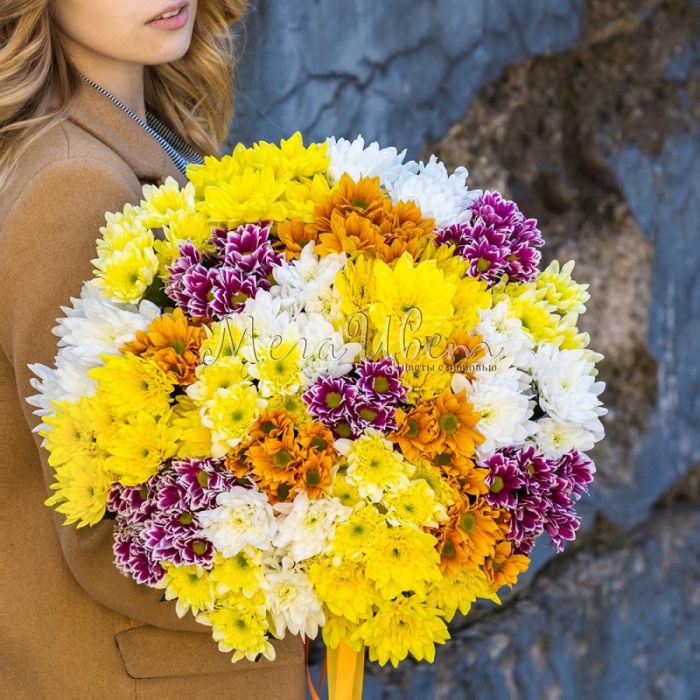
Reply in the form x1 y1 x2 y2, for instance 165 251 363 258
30 132 605 694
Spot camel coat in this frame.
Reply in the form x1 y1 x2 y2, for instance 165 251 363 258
0 82 306 699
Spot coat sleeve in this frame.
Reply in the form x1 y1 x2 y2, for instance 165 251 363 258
0 157 207 633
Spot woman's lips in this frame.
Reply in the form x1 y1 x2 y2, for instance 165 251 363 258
146 4 189 30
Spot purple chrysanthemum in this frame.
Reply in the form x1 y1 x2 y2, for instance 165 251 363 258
209 266 260 317
482 452 525 508
481 444 593 555
166 224 282 319
114 520 165 586
435 191 544 284
303 376 357 424
218 222 282 277
556 449 595 501
109 459 240 583
350 396 398 434
171 458 238 510
355 358 408 405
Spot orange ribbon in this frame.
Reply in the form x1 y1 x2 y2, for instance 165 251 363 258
304 639 365 700
327 640 365 700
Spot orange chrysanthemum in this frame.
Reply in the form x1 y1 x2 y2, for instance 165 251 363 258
484 541 530 592
434 389 484 458
376 199 436 262
393 403 443 461
315 174 387 228
393 390 483 465
285 173 435 261
443 331 487 379
120 308 204 385
227 410 338 502
295 421 337 498
317 209 384 255
275 220 319 259
437 498 503 572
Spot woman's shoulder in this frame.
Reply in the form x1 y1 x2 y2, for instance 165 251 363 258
1 120 141 225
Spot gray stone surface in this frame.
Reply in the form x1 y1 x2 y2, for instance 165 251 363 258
229 0 583 157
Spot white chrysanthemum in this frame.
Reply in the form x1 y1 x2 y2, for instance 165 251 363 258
533 417 603 459
388 154 481 227
53 284 159 364
272 492 351 561
453 373 538 459
263 557 325 639
239 290 291 344
26 347 97 429
475 301 534 371
326 135 409 186
197 487 277 556
531 343 607 432
271 242 345 321
296 312 361 380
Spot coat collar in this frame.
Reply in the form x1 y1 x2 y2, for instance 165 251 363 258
65 80 189 188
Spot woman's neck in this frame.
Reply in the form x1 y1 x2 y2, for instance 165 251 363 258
60 33 147 119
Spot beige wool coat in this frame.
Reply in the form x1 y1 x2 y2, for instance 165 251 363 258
0 82 305 699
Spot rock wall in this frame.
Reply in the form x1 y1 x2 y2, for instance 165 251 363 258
229 1 700 697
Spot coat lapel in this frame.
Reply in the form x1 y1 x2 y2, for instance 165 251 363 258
66 81 188 188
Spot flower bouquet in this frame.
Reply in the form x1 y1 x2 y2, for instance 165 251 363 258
29 132 605 698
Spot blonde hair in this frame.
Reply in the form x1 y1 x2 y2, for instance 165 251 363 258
0 0 248 193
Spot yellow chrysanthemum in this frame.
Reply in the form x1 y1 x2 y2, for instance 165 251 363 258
202 383 267 457
140 177 196 225
186 143 253 197
186 358 249 404
383 479 447 529
96 214 151 258
199 317 250 365
356 595 450 667
209 549 264 598
89 353 175 417
329 471 362 509
265 392 312 425
345 429 413 502
393 348 452 403
413 460 459 510
156 563 217 618
154 210 214 276
44 454 113 527
365 525 442 598
425 566 500 622
369 253 458 356
308 559 375 623
452 275 491 332
283 173 333 222
92 239 159 303
535 260 590 315
321 613 363 653
247 337 304 397
41 395 112 467
248 131 330 180
196 592 274 662
171 395 213 458
102 410 179 486
198 167 290 228
331 504 386 561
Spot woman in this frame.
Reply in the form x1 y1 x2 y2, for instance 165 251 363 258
0 2 305 697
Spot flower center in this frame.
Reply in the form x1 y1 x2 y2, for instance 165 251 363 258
459 512 477 533
325 391 342 409
490 475 505 494
439 413 459 435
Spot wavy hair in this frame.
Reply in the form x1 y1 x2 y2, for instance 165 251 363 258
0 0 248 192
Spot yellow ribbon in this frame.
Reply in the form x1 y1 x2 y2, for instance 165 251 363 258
326 640 365 700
